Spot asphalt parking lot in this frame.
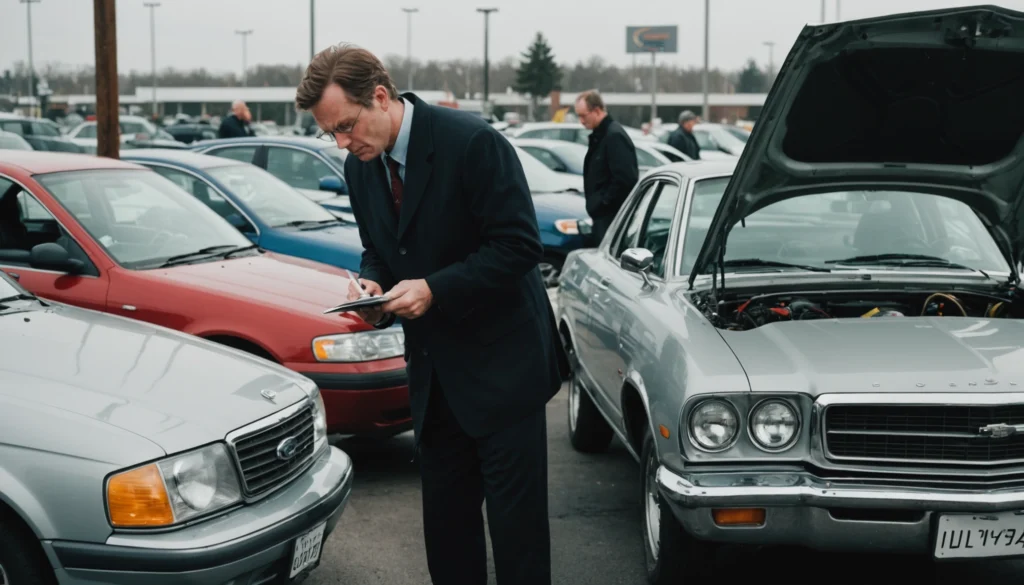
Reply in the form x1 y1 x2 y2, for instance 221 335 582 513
308 290 1024 585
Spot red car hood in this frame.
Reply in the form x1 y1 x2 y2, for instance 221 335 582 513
158 252 364 327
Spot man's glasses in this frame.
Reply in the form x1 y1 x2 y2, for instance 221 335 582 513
316 106 363 142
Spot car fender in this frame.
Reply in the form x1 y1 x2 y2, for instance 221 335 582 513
0 464 53 539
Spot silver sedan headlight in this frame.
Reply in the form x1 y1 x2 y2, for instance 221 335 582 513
688 400 739 452
312 329 405 362
311 389 329 453
106 443 242 528
749 400 799 451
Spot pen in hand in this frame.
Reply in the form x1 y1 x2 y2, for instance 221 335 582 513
346 269 371 299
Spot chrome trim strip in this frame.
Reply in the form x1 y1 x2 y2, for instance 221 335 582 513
224 397 316 503
657 466 1024 511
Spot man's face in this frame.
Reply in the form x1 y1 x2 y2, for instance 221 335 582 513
310 83 392 162
682 119 696 132
575 100 603 130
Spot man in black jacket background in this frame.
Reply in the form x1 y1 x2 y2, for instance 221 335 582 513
575 89 639 244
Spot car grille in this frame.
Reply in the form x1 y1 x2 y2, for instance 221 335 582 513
824 404 1024 465
230 404 316 497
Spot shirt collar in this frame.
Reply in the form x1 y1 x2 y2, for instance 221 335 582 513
384 96 414 167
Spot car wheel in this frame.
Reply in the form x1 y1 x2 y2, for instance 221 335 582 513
641 427 714 584
566 342 613 453
0 512 57 585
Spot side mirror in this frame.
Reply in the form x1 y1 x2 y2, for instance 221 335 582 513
30 242 84 274
319 175 347 195
620 247 654 287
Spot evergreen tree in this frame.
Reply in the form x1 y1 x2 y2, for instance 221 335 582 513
514 33 562 120
736 58 766 93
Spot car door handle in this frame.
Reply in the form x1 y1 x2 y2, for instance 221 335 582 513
586 276 611 290
4 271 19 280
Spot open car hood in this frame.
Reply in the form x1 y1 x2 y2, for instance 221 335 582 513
689 5 1024 287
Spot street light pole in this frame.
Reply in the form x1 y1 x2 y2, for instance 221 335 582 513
402 8 418 91
763 41 775 75
702 0 710 121
235 29 253 87
835 0 841 21
20 0 40 117
144 2 160 122
476 8 497 119
309 0 315 60
820 0 826 22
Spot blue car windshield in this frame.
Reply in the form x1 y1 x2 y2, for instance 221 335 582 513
207 164 338 227
680 177 1010 277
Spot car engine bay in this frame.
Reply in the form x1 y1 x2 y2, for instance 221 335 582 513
694 288 1023 331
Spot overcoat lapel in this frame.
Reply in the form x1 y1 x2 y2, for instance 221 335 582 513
396 92 434 240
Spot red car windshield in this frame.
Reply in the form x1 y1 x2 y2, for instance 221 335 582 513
36 168 254 270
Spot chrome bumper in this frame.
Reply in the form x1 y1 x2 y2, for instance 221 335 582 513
657 466 1024 554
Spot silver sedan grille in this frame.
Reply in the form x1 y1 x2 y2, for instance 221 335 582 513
227 402 316 497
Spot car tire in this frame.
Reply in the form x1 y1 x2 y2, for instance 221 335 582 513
566 343 614 453
0 510 57 585
641 427 715 584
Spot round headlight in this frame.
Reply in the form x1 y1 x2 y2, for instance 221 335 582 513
172 451 218 511
689 400 739 451
749 400 799 451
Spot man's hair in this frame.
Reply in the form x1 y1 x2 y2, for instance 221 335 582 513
295 43 399 111
575 89 604 111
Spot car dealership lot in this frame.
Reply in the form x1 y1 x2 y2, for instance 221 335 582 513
311 384 1024 584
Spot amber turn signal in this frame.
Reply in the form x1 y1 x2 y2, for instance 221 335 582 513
658 424 671 439
712 508 766 526
107 463 174 527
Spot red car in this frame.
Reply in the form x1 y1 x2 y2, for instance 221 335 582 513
0 151 411 437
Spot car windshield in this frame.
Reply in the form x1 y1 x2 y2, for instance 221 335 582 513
206 164 338 227
321 146 348 167
513 145 576 193
549 143 587 174
36 169 254 270
679 177 1010 277
724 126 751 143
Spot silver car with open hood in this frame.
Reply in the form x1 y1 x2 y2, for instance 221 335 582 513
555 5 1024 583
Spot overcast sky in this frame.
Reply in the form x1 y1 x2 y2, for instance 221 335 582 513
2 0 1022 78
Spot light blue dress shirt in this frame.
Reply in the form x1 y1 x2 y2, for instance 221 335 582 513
382 96 414 184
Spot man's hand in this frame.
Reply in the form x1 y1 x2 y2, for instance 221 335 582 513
347 277 386 325
382 279 433 319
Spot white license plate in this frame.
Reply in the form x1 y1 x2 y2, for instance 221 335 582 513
289 522 327 578
934 511 1024 559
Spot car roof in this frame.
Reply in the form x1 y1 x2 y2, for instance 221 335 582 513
0 150 144 174
121 148 241 169
653 158 738 180
510 137 585 149
194 136 332 150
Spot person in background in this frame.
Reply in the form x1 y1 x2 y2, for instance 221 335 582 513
217 100 254 138
575 89 639 244
668 110 701 160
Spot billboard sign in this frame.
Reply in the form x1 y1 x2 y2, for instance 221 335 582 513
626 26 678 53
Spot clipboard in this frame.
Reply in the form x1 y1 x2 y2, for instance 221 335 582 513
323 295 391 314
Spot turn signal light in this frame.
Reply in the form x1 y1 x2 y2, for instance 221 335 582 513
712 508 766 526
106 464 174 527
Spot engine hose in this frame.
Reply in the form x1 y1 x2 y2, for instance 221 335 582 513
921 293 966 317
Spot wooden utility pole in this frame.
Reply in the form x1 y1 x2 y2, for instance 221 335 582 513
94 0 119 159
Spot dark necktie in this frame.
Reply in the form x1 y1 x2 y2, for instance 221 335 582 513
386 155 403 214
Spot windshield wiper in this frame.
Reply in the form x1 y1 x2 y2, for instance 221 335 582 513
158 245 239 267
721 258 832 273
0 293 36 303
220 244 260 258
824 254 990 277
274 219 340 229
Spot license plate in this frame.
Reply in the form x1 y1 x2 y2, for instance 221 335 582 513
934 512 1024 559
289 522 327 578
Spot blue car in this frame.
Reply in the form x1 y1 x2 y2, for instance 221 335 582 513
190 136 589 286
122 149 365 271
189 136 354 220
